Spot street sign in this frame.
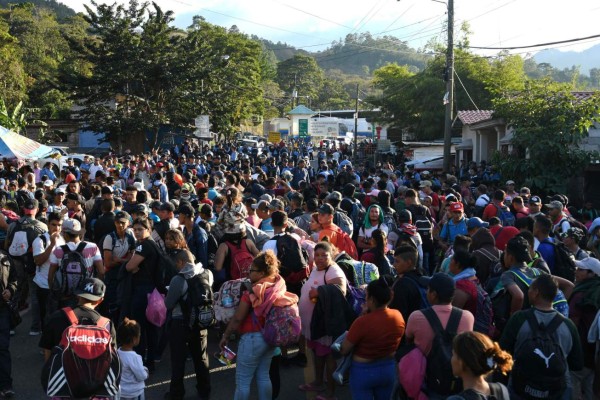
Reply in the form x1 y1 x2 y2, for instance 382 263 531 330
268 131 281 144
194 115 211 138
309 118 339 138
298 119 308 137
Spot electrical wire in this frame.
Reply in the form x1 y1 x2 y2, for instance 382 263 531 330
453 69 479 110
468 33 600 50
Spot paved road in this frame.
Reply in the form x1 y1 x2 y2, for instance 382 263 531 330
10 308 351 399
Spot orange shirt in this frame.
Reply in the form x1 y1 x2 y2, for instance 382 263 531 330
347 308 405 359
318 223 343 249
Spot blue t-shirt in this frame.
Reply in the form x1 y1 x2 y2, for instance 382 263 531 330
538 238 556 272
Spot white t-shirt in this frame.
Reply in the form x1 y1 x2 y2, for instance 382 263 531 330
358 223 389 239
102 230 134 260
32 233 65 289
117 348 148 397
49 241 102 277
262 232 302 253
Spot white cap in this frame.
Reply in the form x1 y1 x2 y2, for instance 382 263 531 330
43 179 54 187
575 257 600 276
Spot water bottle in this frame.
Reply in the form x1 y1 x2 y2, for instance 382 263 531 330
222 289 233 308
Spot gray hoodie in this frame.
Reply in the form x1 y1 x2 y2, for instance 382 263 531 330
165 262 214 318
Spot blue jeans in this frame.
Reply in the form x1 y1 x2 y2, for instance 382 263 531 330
349 358 396 400
235 332 273 400
0 307 11 390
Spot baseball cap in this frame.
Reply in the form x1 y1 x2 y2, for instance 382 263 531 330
449 202 464 212
23 198 39 214
467 217 489 230
43 179 54 187
419 180 432 188
419 273 455 300
158 202 175 212
318 203 334 215
133 182 144 191
73 278 106 301
101 186 113 195
545 200 563 210
133 204 149 215
520 187 531 195
530 196 541 204
559 227 585 241
268 199 285 211
251 200 269 210
55 187 66 195
180 188 191 200
66 192 85 205
259 194 273 203
114 211 131 223
63 218 83 235
575 257 600 276
506 180 515 185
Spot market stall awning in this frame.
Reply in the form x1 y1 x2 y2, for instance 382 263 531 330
0 126 58 160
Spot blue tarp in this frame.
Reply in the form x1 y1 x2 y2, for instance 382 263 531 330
0 126 57 160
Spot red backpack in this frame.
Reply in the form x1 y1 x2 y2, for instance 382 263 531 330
42 307 121 399
226 240 254 280
332 225 358 259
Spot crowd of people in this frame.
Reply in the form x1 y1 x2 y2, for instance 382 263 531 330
0 138 598 400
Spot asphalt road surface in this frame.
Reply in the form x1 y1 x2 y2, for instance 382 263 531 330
10 308 351 399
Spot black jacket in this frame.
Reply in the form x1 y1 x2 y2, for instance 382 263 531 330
310 284 355 341
0 251 17 308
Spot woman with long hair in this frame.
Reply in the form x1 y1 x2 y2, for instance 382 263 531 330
447 331 512 399
125 217 163 373
340 277 405 400
219 250 297 400
298 241 347 400
360 229 393 276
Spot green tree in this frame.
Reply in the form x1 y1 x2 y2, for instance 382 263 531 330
0 21 26 108
276 54 324 113
492 79 600 193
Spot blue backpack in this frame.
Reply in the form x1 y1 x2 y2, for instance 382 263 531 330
494 204 516 227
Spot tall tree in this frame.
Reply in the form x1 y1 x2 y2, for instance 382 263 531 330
276 54 324 113
492 79 600 193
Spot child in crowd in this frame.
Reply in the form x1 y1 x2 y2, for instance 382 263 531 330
117 318 148 400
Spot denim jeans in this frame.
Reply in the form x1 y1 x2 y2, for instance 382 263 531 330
31 281 49 332
0 307 12 390
235 332 273 400
349 358 396 400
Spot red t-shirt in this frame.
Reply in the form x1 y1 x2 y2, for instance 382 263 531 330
347 308 405 359
238 292 265 335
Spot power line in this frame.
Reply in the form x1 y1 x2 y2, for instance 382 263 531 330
270 0 354 30
454 69 479 110
468 33 600 50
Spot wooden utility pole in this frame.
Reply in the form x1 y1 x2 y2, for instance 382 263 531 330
354 84 359 162
442 0 454 172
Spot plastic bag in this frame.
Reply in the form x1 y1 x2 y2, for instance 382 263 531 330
146 288 166 327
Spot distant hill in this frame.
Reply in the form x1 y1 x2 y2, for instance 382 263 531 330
0 0 75 20
534 44 600 74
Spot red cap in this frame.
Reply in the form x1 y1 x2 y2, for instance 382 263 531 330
65 173 76 184
449 202 464 212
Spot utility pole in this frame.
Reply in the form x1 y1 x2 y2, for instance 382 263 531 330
442 0 454 173
354 84 359 163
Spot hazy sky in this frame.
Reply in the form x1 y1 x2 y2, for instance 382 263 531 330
59 0 600 56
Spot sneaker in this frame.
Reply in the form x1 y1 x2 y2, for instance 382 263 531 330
1 388 15 398
29 330 41 336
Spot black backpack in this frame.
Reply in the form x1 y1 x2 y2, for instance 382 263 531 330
179 269 216 330
547 240 576 282
456 382 510 400
409 205 434 248
423 307 463 396
275 233 308 277
55 242 91 297
512 310 567 400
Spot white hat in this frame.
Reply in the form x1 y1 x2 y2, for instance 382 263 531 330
43 179 54 187
133 182 144 191
575 258 600 276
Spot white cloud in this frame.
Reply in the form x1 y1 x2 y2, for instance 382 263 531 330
58 0 600 54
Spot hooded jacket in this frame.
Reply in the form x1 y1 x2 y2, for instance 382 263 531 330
470 227 501 285
165 262 213 319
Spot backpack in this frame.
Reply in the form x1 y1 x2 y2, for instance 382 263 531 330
225 241 254 280
410 205 434 248
333 210 354 237
383 211 399 237
330 225 358 260
347 199 366 232
510 268 569 317
54 242 91 297
511 310 568 399
472 282 494 335
8 218 45 273
423 307 463 396
15 189 30 209
179 269 216 330
474 195 491 218
41 307 120 399
275 233 309 279
213 279 247 323
401 274 431 310
494 204 515 227
545 240 576 282
253 302 302 347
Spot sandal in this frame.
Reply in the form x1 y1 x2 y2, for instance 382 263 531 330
298 383 325 392
315 395 338 400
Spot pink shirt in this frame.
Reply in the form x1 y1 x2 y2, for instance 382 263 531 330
405 304 474 356
246 215 262 229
